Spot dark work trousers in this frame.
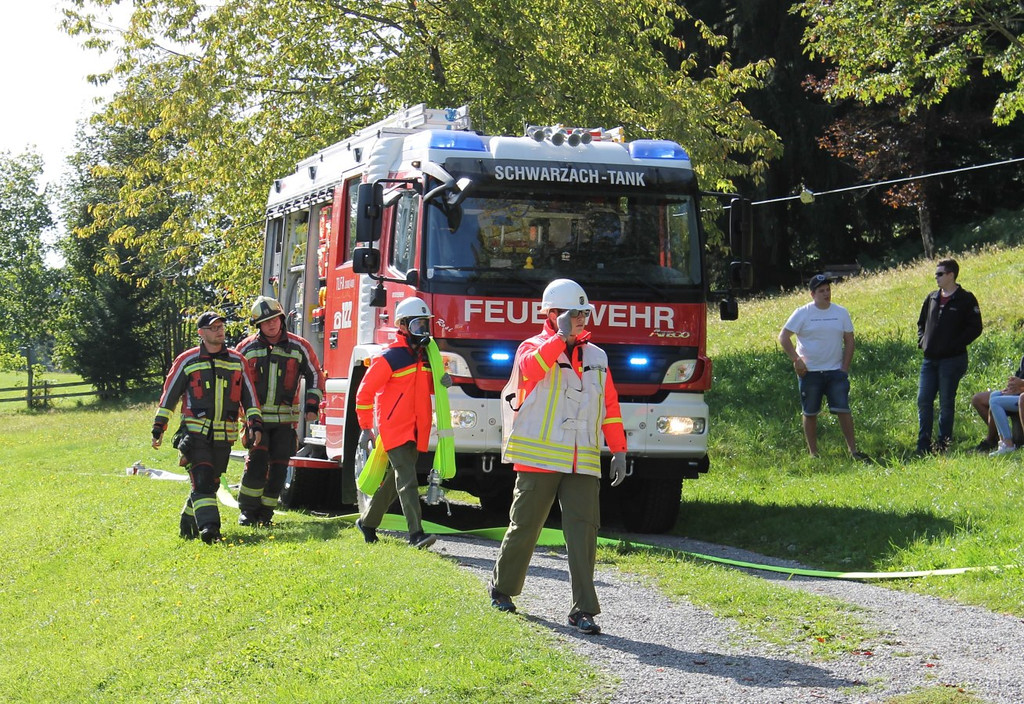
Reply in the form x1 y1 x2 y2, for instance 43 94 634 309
492 471 601 617
238 425 297 521
181 432 232 533
360 441 423 537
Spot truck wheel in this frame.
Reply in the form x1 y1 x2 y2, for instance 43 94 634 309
618 473 683 534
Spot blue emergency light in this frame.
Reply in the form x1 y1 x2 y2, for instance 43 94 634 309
426 130 487 152
490 351 511 362
628 140 689 161
628 356 650 367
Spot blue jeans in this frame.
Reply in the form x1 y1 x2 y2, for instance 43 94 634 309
798 370 851 415
917 353 969 450
989 391 1020 442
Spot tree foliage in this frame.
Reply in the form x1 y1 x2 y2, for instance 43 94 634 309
64 0 782 305
53 119 211 394
0 151 54 368
794 0 1024 125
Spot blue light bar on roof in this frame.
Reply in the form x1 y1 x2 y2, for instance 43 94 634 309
427 130 487 152
628 140 689 161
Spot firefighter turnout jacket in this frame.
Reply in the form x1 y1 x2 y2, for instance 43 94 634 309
154 343 263 443
503 320 627 476
236 330 325 425
356 336 434 452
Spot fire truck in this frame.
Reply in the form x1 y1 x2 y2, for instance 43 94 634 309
262 104 751 533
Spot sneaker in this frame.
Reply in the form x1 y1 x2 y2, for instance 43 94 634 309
974 439 998 453
355 519 379 544
850 451 871 463
989 441 1017 457
488 583 517 613
199 525 222 544
568 611 601 635
409 531 437 549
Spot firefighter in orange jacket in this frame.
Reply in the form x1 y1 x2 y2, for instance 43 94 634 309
152 311 263 544
235 296 325 526
353 296 439 549
489 279 628 635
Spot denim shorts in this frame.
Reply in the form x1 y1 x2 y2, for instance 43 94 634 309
799 369 851 416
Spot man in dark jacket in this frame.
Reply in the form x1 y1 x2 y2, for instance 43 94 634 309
916 259 983 454
153 311 263 543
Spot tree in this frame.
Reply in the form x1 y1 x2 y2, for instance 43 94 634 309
0 150 54 370
53 120 210 395
64 0 782 305
794 0 1024 125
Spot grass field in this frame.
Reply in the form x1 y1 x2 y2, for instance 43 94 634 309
3 246 1023 701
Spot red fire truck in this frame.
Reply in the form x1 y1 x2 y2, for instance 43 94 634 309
263 104 751 533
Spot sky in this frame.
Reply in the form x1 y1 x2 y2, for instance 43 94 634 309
0 2 118 186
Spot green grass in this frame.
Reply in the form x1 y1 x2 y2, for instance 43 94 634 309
0 407 600 703
0 370 100 409
7 245 1024 699
681 245 1024 614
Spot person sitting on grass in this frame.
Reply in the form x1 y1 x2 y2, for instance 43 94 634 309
969 354 1024 453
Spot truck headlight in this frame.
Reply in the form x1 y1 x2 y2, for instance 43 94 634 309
450 410 478 428
656 416 705 435
662 360 698 384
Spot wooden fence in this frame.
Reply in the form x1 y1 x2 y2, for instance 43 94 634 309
0 379 96 409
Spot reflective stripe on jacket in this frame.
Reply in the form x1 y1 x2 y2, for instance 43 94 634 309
237 331 325 425
154 344 262 443
355 336 434 452
503 321 626 476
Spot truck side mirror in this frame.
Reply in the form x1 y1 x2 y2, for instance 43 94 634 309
729 261 753 290
352 247 380 274
728 197 752 259
719 297 739 321
355 182 383 243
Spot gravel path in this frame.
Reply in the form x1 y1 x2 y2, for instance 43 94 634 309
434 532 1024 703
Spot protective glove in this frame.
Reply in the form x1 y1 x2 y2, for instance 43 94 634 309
556 310 574 339
439 372 453 388
359 429 376 455
610 452 627 487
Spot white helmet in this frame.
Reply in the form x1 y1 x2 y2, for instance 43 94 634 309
394 296 432 323
541 279 593 314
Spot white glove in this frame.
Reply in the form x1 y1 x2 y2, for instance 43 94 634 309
358 429 376 455
556 310 574 339
610 452 627 487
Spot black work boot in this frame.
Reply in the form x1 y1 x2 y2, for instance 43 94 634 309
409 531 437 549
200 525 223 544
180 514 199 540
238 512 259 527
355 519 379 544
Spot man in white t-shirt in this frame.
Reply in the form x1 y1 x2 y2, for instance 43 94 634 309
778 273 868 460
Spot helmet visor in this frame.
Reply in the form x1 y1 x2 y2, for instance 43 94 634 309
406 317 431 338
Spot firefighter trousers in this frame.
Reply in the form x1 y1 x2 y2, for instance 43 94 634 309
180 433 232 533
238 425 296 520
491 471 601 617
360 441 423 537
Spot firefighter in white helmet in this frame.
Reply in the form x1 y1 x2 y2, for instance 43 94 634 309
235 296 325 526
353 295 440 549
489 278 627 634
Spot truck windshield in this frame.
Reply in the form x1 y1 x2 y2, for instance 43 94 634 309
423 193 702 297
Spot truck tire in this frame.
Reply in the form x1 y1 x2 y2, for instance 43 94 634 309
618 473 683 534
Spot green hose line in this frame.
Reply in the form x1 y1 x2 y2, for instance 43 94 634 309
425 339 456 480
211 479 1013 581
